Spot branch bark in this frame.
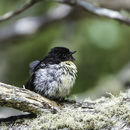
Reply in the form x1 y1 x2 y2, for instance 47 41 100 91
0 0 41 22
0 82 60 115
0 0 130 47
0 0 130 25
0 81 130 129
55 0 130 25
86 0 130 11
0 4 72 47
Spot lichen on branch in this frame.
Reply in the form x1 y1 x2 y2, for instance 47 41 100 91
28 90 130 129
0 81 129 129
0 82 60 115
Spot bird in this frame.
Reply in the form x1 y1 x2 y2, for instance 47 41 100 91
24 47 77 101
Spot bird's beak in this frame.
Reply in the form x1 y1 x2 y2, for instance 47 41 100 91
70 51 76 61
71 51 77 55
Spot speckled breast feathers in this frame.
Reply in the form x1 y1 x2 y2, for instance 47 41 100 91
34 61 77 99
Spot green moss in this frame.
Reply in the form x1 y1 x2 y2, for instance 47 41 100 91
28 90 130 129
1 90 130 129
0 123 7 130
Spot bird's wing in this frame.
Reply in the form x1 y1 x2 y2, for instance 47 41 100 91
30 60 46 72
24 73 35 91
25 61 46 91
29 60 40 73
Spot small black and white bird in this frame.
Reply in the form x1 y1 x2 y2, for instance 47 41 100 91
24 47 77 101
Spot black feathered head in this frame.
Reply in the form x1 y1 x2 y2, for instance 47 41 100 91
43 47 76 64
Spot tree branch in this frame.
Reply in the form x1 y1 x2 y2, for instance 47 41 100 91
0 4 72 48
0 81 130 129
0 0 41 22
86 0 130 11
0 82 60 115
55 0 130 25
0 0 130 25
0 0 130 49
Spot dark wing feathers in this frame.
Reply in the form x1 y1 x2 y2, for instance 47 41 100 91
24 73 35 91
29 60 40 73
25 60 46 91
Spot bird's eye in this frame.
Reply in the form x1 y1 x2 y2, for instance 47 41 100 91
62 54 66 58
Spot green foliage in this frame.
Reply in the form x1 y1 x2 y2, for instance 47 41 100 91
1 1 130 96
87 19 121 49
3 24 62 86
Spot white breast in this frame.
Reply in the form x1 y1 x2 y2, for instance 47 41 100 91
34 61 77 98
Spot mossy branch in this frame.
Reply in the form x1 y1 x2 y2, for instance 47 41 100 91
0 82 130 129
0 82 60 115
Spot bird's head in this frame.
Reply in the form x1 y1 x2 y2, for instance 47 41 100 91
45 47 76 64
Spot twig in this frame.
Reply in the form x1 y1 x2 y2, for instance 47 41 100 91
0 0 130 25
0 4 72 46
0 0 41 22
0 114 36 123
85 0 130 11
54 0 130 25
0 82 60 114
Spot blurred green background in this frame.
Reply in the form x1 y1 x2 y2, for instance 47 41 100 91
0 0 130 99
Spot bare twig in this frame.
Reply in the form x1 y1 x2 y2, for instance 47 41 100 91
0 114 36 123
0 0 130 25
54 0 130 25
0 82 60 114
0 0 130 48
0 0 41 22
0 4 72 47
86 0 130 11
